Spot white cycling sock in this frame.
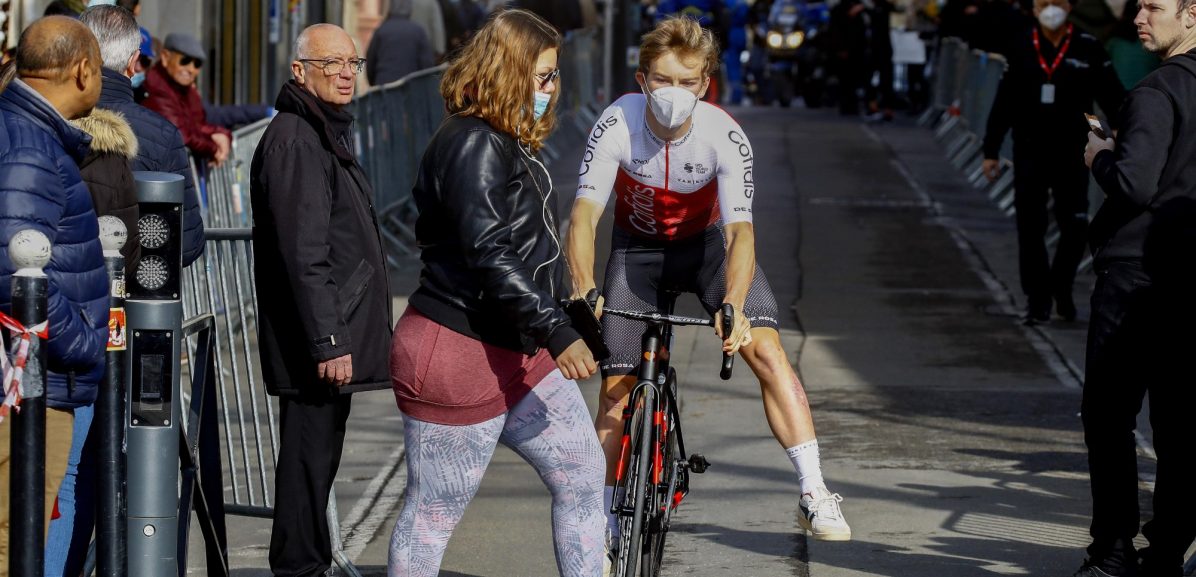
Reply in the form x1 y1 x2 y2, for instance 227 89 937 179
786 439 824 496
604 486 619 539
603 486 624 539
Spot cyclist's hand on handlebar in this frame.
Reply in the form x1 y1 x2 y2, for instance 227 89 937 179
572 287 605 319
556 339 598 380
714 310 753 356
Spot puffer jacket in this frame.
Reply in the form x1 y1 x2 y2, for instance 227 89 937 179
0 80 111 410
71 107 141 274
98 68 203 266
409 114 581 357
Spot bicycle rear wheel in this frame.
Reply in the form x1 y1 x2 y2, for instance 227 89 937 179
617 386 655 577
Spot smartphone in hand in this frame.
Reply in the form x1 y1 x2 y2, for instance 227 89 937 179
1085 114 1108 140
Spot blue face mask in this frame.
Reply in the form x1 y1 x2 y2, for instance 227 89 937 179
533 91 551 122
130 71 146 88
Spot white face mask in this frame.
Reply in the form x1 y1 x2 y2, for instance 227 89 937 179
643 85 699 131
1038 5 1068 31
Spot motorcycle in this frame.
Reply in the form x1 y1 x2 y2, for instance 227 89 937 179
755 0 831 108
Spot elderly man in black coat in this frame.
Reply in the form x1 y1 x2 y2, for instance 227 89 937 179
250 23 392 577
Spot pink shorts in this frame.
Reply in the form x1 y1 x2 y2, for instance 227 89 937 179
389 306 558 425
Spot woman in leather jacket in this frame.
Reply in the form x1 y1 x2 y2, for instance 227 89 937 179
387 10 605 577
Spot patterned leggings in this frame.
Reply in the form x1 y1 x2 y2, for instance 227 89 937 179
388 370 606 577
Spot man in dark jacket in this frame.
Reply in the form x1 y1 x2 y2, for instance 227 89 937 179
250 23 391 577
0 17 109 572
982 0 1125 324
82 6 204 267
143 32 231 168
1078 0 1196 574
365 0 435 86
828 0 870 114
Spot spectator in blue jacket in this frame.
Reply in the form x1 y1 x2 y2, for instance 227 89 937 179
0 16 110 570
82 5 204 266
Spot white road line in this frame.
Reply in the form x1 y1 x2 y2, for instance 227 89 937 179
339 443 407 561
864 124 1162 463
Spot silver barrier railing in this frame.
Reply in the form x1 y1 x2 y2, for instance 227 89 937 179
354 65 448 270
201 118 273 230
182 229 274 514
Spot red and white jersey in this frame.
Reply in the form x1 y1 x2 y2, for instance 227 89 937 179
576 94 755 241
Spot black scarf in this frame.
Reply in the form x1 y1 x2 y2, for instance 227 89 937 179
274 80 356 163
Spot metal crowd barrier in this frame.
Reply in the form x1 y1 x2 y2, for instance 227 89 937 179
354 65 447 270
204 118 273 229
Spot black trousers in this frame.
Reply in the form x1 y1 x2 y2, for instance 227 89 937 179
269 391 353 577
1012 154 1090 312
1082 261 1196 575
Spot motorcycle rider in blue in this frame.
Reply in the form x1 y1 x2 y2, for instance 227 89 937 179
725 0 751 103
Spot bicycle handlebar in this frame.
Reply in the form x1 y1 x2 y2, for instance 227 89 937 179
600 306 736 381
720 304 735 381
601 308 715 327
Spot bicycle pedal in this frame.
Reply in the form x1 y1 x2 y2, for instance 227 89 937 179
688 454 710 474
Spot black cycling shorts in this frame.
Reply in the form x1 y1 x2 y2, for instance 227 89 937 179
599 226 780 377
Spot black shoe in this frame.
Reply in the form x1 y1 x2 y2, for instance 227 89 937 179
1072 559 1136 577
1023 306 1051 326
1056 294 1077 322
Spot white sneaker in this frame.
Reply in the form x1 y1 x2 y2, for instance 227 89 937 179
602 530 619 577
798 486 852 541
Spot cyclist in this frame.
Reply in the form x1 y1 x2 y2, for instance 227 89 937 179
565 16 852 552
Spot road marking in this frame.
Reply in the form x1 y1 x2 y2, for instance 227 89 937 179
339 443 407 560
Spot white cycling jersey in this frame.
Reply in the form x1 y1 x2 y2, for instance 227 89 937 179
576 94 755 241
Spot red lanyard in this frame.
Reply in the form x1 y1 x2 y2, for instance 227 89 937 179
1032 25 1073 82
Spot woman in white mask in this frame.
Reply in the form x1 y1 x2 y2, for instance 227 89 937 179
387 8 605 577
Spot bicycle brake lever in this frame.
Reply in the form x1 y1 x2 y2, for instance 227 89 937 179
720 303 735 381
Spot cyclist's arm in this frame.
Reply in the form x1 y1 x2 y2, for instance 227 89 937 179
566 197 604 298
570 106 626 297
722 221 755 313
714 113 758 350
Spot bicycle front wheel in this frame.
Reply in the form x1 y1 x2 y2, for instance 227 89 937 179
643 394 681 577
617 386 655 577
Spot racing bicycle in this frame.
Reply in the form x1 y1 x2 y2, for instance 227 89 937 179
605 293 736 577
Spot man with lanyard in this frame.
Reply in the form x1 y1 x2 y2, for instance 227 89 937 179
566 16 853 552
981 0 1125 324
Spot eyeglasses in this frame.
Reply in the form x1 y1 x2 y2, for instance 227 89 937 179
179 56 203 69
533 68 560 90
299 58 366 76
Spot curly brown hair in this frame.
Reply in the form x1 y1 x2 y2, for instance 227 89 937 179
637 16 721 77
440 9 562 152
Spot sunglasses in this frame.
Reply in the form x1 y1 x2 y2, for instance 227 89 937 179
179 55 203 69
534 68 560 90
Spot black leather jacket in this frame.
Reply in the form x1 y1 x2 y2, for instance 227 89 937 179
408 115 581 357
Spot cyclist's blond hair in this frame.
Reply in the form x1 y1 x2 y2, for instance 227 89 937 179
637 16 720 77
441 9 561 152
